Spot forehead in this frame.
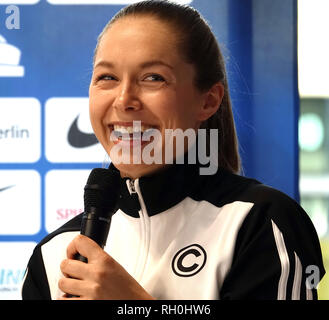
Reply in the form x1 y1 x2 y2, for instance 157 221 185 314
95 15 181 64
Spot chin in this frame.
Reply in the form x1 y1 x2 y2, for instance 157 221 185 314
113 162 166 179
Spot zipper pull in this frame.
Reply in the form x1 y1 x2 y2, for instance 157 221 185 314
129 179 136 193
126 178 138 197
126 179 141 211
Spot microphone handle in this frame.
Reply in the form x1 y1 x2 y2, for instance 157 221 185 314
75 208 112 263
65 210 112 298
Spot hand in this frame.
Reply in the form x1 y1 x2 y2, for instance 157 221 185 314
58 234 155 300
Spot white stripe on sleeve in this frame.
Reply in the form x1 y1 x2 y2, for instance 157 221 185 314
292 252 302 300
271 220 290 300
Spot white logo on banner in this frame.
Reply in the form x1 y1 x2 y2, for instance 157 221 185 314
45 169 91 233
47 0 192 4
0 170 40 235
0 35 24 77
45 97 105 163
0 98 41 163
0 242 36 300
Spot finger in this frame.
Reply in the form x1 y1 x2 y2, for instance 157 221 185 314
66 234 103 262
58 276 88 298
60 258 88 280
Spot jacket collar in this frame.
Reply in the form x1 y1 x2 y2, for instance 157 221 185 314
110 147 220 218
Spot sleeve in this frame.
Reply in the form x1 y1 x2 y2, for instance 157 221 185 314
21 214 83 300
219 185 326 300
21 244 51 300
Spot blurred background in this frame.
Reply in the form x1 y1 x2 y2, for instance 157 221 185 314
298 0 329 300
0 0 328 299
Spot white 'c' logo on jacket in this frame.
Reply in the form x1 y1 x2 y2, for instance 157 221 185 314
172 244 207 277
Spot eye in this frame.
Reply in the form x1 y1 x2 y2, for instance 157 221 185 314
95 74 117 82
144 74 165 82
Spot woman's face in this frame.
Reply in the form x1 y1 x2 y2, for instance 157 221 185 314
89 16 217 178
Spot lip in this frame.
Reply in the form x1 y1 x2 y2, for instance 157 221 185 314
108 121 160 147
108 121 159 128
108 121 160 133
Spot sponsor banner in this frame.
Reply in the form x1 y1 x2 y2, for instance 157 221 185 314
0 170 41 235
45 169 91 233
0 98 41 163
0 35 24 78
47 0 192 5
0 242 36 300
45 97 105 163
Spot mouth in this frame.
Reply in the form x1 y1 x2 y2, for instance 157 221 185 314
108 121 160 142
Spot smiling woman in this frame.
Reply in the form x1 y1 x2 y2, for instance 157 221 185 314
22 0 325 300
89 14 224 178
88 3 238 179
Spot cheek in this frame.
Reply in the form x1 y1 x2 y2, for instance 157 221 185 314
151 92 186 122
89 90 108 132
157 106 194 130
165 99 198 129
89 99 101 134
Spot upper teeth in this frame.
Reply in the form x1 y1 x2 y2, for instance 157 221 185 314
113 125 155 134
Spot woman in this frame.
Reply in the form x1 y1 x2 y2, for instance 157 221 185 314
22 0 325 300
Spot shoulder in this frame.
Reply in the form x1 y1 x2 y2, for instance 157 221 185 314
37 213 83 247
30 212 83 266
238 180 298 207
217 175 325 300
194 168 297 211
31 213 83 275
199 170 322 261
22 214 83 300
236 182 313 235
232 180 325 283
34 213 83 273
223 176 318 249
189 169 317 236
204 168 301 210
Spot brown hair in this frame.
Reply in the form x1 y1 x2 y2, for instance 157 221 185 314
93 0 241 174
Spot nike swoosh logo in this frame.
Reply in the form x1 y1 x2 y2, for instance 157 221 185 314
0 185 14 193
68 115 99 148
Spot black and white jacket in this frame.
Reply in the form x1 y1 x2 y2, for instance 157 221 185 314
22 160 325 300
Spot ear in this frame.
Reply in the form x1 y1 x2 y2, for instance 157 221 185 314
197 82 224 122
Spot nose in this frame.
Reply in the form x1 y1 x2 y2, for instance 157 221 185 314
113 79 141 112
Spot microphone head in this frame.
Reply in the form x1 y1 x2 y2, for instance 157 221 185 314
84 168 121 217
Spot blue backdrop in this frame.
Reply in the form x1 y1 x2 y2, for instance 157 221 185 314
0 0 298 299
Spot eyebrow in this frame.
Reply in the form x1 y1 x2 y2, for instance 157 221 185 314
140 60 174 70
94 60 174 70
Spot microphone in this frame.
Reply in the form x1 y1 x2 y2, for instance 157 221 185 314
75 167 121 263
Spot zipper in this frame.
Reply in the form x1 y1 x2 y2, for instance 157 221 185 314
126 179 140 209
129 179 136 193
126 178 150 282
